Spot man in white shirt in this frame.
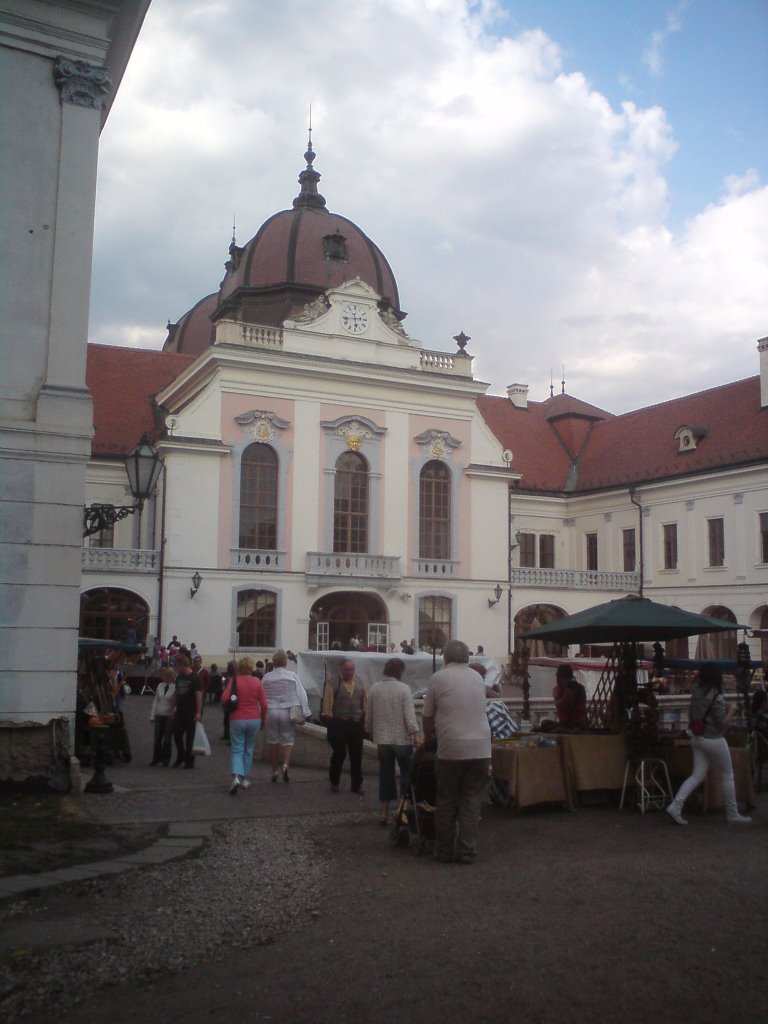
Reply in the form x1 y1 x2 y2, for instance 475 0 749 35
421 639 492 864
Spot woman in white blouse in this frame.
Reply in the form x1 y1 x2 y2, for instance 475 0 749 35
260 650 310 783
367 658 419 826
149 667 176 766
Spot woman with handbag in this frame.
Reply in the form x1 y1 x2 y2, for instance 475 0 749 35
220 656 268 795
261 650 310 783
666 662 751 826
149 667 175 766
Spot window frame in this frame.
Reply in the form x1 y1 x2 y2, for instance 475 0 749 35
662 523 678 571
234 588 277 650
333 450 369 554
707 517 725 567
759 511 768 564
622 528 636 573
238 442 279 550
418 460 452 560
585 532 598 571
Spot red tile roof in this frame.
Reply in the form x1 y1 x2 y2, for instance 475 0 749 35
478 376 767 493
86 344 195 456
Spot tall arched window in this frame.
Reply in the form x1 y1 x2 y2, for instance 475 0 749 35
334 451 368 553
419 460 451 559
418 595 452 651
236 589 276 648
239 444 278 549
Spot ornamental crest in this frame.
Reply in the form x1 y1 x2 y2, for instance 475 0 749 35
337 421 372 452
413 428 461 460
235 409 290 441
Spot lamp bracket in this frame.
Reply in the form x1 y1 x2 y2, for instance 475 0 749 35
83 502 139 538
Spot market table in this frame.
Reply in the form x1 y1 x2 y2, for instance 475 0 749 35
559 734 628 806
491 739 572 811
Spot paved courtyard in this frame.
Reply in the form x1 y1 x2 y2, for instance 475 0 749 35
1 695 766 1023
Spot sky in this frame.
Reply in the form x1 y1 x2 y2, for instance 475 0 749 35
89 0 768 413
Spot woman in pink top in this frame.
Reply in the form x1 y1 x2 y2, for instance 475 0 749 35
220 656 268 795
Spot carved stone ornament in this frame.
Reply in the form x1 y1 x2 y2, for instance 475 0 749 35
234 410 290 443
413 429 461 460
293 295 330 324
337 420 372 452
53 56 112 110
379 306 408 338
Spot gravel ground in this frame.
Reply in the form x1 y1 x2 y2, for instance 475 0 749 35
0 813 338 1020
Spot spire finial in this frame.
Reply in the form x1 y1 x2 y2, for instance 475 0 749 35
231 214 236 248
561 364 566 395
294 110 326 211
549 369 554 399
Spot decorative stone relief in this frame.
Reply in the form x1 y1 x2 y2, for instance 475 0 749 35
414 429 461 461
685 500 695 511
293 295 330 323
234 410 290 443
336 420 373 452
53 56 111 109
603 512 612 523
562 518 575 527
733 493 744 505
379 306 408 337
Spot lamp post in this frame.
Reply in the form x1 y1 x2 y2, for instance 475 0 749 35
190 571 203 599
83 436 164 538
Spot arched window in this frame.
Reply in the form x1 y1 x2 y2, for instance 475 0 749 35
236 590 276 648
334 451 368 553
419 460 451 559
418 595 452 651
80 588 149 644
239 444 278 550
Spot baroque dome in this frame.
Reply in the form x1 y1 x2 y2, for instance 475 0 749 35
164 140 403 356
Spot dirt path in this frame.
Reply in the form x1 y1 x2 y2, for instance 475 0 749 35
24 800 768 1024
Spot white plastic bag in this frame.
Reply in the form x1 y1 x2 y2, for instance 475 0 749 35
193 720 211 756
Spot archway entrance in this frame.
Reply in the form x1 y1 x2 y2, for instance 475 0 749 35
514 603 567 658
80 588 149 645
695 605 737 660
309 592 389 651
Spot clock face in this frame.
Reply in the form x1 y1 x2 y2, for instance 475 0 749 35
341 302 369 334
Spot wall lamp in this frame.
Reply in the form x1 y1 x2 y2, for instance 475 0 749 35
190 570 203 599
488 583 504 608
83 435 164 538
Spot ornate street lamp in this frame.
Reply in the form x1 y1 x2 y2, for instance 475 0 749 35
83 435 164 538
488 583 503 608
190 571 203 599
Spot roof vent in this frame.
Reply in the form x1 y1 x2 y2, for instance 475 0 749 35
674 424 708 453
507 383 529 409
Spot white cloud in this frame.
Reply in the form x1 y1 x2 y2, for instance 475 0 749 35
90 0 767 413
642 1 689 76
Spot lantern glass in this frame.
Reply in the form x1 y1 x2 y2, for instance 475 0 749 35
124 436 163 502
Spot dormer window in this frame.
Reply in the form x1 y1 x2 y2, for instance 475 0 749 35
674 425 708 453
323 232 348 262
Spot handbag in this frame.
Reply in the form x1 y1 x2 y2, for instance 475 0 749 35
289 703 306 726
226 675 238 715
689 696 715 736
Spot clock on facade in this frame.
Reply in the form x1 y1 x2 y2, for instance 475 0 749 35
341 302 369 334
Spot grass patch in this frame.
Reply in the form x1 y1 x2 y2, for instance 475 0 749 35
0 791 163 877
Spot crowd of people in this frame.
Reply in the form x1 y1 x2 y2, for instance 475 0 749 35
110 631 764 859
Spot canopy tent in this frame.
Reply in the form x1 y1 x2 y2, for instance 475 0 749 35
520 596 744 728
519 595 744 646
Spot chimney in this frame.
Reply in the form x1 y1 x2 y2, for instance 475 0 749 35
506 383 529 409
759 336 768 409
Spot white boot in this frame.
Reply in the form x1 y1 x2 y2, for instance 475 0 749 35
727 812 752 824
722 778 751 824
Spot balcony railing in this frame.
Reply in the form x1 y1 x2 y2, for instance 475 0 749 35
231 548 285 570
82 548 160 572
306 552 402 585
419 349 473 377
214 319 284 350
413 558 460 579
510 567 641 591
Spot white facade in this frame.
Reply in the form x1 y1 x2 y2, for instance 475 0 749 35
0 1 151 777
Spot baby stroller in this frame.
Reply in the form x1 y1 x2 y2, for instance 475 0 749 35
390 739 437 854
